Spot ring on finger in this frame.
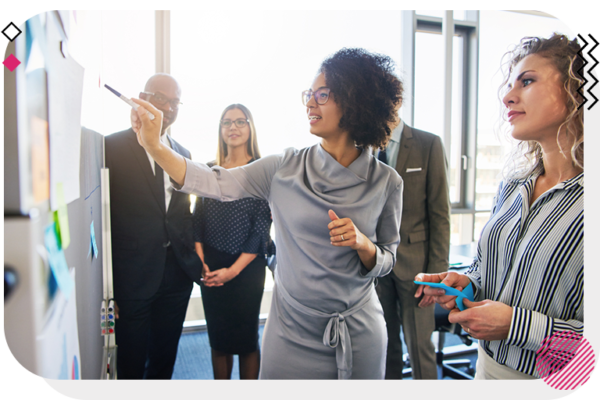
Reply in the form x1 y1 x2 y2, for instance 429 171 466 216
341 234 345 241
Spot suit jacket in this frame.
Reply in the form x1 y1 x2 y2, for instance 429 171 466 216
105 128 202 301
392 124 450 281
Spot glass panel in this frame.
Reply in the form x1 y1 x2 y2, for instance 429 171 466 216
97 10 156 135
171 10 403 163
415 10 466 21
450 214 460 245
414 32 444 139
414 31 465 204
416 10 445 18
454 11 467 21
450 213 474 246
475 11 575 210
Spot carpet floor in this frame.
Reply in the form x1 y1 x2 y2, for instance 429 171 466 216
172 324 477 380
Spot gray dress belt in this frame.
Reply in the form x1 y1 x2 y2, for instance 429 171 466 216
274 271 372 379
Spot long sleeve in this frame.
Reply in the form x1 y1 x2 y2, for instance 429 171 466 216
240 199 275 257
506 294 584 353
178 153 283 201
361 181 403 278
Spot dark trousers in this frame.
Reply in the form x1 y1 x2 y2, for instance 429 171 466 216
376 273 437 379
115 247 193 379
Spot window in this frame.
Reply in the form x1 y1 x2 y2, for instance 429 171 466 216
170 10 403 164
143 11 577 323
76 11 156 135
408 10 575 244
413 21 474 207
169 10 404 322
474 11 575 238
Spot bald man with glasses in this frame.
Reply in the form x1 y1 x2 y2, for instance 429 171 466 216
105 73 202 379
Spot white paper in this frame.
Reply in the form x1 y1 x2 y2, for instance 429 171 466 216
48 51 84 210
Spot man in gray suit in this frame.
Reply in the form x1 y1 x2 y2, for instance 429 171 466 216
375 88 451 379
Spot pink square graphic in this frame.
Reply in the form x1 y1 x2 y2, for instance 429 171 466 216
3 54 21 71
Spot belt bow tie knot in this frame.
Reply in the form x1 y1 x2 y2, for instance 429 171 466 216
324 313 345 348
323 313 352 379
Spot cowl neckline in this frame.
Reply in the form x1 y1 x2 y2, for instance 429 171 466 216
306 144 370 194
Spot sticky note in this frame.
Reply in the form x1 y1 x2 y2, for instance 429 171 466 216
90 221 98 258
44 222 74 299
54 182 71 249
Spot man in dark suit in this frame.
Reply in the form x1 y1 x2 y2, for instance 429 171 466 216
105 73 202 379
376 95 451 379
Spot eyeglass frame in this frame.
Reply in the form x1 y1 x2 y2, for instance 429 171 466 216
301 87 332 106
140 91 183 109
220 118 249 128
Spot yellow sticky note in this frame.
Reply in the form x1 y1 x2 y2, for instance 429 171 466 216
54 182 71 249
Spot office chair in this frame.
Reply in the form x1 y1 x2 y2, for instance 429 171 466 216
433 303 475 379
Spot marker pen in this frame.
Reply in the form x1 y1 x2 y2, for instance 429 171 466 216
104 84 155 120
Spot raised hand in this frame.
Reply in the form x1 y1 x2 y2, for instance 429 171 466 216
130 98 163 150
327 209 366 251
328 209 379 270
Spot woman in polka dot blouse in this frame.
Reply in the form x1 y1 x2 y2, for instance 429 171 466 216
193 104 275 380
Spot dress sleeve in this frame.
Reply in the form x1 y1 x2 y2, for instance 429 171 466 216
176 153 284 201
239 199 274 257
361 180 403 278
192 196 204 243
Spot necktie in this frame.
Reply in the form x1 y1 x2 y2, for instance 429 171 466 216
155 161 166 209
378 148 387 164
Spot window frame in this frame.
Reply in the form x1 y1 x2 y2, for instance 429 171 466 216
403 11 480 243
149 9 575 326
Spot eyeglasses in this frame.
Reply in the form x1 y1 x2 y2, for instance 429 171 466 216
220 118 249 128
141 91 183 109
302 87 331 106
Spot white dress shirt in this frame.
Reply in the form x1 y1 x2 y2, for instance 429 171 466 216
378 119 404 169
145 133 173 210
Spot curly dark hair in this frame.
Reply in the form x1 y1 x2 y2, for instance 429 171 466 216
319 48 403 149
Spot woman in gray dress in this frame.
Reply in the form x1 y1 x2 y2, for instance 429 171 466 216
131 48 404 379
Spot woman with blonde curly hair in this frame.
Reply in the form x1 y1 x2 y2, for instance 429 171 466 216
416 33 584 379
499 33 584 179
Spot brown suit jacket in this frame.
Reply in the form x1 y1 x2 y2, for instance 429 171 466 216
392 124 450 281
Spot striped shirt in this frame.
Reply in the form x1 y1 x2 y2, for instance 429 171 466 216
466 171 583 377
